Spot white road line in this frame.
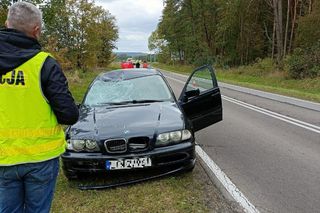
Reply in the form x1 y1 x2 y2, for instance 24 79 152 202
164 74 320 134
196 145 259 213
223 96 320 134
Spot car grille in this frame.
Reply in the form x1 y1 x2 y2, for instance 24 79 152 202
104 139 127 153
128 137 149 152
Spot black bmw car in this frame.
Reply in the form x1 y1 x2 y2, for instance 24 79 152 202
62 65 222 181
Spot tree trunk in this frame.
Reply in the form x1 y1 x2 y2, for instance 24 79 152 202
309 0 313 13
278 0 283 55
200 0 212 49
284 0 290 56
299 0 303 16
186 0 196 38
273 0 284 63
272 18 276 59
289 0 297 52
240 14 244 65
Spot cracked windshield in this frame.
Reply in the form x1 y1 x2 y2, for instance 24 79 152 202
85 75 172 105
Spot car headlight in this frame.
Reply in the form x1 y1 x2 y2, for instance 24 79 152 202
169 131 182 142
156 130 192 146
181 130 192 141
67 139 100 152
85 140 97 150
157 133 170 144
71 139 85 151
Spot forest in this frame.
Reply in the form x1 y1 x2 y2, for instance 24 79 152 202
0 0 118 71
149 0 320 79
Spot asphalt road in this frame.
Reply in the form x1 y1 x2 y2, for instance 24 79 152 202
162 70 320 213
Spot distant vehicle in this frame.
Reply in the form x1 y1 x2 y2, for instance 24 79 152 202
62 66 223 184
120 61 126 69
121 58 134 69
142 61 148 68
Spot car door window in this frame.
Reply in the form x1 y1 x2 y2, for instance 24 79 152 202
185 67 217 94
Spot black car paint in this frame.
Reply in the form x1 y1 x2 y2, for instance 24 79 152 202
69 102 187 142
62 67 221 180
63 100 195 177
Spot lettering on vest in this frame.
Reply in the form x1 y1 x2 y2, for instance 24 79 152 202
0 70 25 86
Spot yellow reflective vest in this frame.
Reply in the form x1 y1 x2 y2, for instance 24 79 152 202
0 52 66 166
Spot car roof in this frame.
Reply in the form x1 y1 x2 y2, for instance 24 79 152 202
97 68 162 81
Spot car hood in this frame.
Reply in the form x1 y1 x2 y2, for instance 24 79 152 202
68 102 185 140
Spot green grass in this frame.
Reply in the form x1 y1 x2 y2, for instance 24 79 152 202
216 71 320 102
53 66 216 213
152 62 320 103
52 168 210 213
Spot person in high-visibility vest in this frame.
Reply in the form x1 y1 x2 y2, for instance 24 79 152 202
0 2 79 213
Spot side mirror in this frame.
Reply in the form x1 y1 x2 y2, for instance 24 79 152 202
185 88 200 98
181 89 200 103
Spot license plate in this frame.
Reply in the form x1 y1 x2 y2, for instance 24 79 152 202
106 157 152 170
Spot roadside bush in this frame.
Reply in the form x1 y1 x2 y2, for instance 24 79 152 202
287 41 320 79
193 55 215 67
255 58 274 71
227 58 276 77
64 69 82 84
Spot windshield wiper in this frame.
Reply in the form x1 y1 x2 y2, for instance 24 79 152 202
97 100 164 105
97 101 132 105
132 99 164 103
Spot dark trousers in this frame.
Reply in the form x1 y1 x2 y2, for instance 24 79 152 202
0 158 59 213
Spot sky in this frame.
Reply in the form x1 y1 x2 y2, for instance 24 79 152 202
96 0 164 53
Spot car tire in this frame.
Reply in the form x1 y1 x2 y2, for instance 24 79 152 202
184 164 195 173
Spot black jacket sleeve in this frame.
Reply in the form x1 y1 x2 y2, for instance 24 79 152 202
41 57 79 125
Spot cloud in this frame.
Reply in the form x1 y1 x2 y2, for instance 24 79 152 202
123 33 148 41
96 0 163 53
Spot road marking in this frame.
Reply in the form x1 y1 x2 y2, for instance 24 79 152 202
196 145 260 213
223 96 320 134
164 74 320 134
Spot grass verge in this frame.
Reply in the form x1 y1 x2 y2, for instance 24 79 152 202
52 66 232 213
152 62 320 103
52 167 212 213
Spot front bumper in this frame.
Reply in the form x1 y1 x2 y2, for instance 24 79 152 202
61 141 195 175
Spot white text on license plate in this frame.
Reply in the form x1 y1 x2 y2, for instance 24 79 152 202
106 157 152 170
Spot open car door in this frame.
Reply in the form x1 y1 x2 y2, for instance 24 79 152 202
178 65 222 132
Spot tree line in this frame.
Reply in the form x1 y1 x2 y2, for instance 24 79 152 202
0 0 118 71
149 0 320 79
